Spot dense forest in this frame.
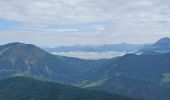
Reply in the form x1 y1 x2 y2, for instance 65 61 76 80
0 76 136 100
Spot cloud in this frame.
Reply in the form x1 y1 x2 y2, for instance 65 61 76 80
0 0 170 46
52 51 128 60
0 0 115 24
2 0 168 24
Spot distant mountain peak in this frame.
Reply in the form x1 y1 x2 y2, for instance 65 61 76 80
154 37 170 46
139 37 170 53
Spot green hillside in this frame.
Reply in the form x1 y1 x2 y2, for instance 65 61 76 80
0 76 135 100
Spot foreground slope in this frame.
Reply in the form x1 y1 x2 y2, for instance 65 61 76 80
0 76 135 100
81 76 170 100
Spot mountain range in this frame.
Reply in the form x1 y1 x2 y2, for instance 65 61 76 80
0 37 170 99
44 43 144 53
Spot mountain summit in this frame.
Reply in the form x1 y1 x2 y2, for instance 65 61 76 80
153 37 170 46
0 42 48 58
139 37 170 52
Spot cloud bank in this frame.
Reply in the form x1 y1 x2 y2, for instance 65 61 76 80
0 0 170 46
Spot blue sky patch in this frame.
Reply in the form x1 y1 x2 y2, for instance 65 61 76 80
0 19 20 30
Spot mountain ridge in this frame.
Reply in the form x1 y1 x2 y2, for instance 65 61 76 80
44 43 144 53
139 37 170 52
0 42 170 100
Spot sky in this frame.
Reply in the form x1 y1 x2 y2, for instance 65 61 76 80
0 0 170 47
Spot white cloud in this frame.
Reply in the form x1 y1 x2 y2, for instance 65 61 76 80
52 51 128 60
0 0 170 46
1 0 169 24
0 0 114 24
